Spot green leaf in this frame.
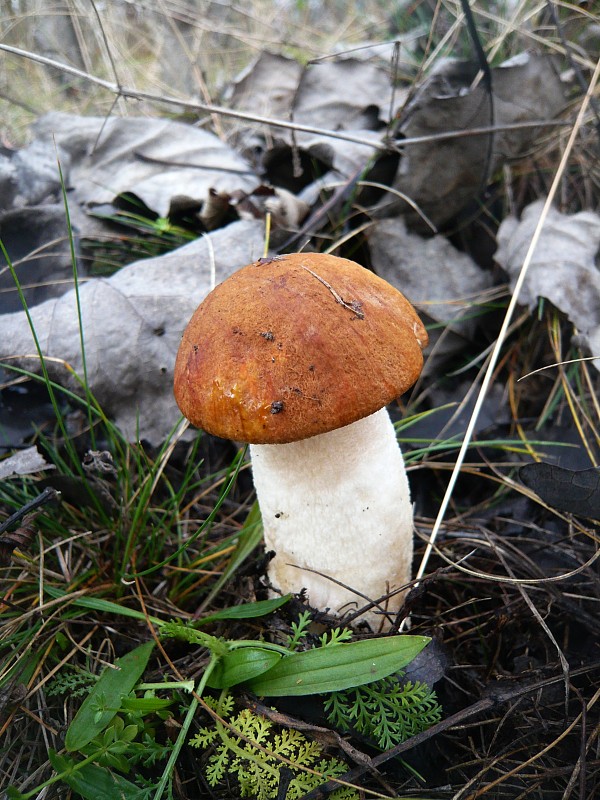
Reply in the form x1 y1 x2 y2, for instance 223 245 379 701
44 585 163 625
48 751 148 800
120 695 174 713
200 594 292 623
207 647 283 689
65 641 154 751
246 635 430 697
43 585 289 628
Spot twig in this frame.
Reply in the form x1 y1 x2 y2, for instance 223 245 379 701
246 698 374 768
1 43 569 152
0 43 387 150
460 0 495 189
132 151 256 175
300 266 365 319
0 487 60 536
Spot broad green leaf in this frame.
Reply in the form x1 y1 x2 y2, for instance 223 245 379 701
48 751 148 800
206 647 283 689
246 635 430 696
65 641 154 751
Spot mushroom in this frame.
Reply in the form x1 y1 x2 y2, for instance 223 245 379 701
174 252 428 628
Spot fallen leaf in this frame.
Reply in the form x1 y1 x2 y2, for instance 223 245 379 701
292 57 395 134
226 51 304 133
495 199 600 368
30 112 259 221
0 219 266 444
383 53 568 228
0 137 69 211
0 446 55 479
0 204 81 313
368 216 492 367
520 462 600 519
229 51 397 188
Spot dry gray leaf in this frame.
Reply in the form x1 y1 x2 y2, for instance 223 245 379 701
292 57 395 133
226 51 304 125
0 138 69 212
383 53 567 228
495 199 600 368
263 187 310 229
0 220 265 444
0 446 55 479
0 204 81 314
228 52 398 182
281 57 399 178
30 112 259 220
368 217 492 368
495 199 600 331
299 130 384 179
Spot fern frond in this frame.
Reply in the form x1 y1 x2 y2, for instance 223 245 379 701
285 610 313 651
318 627 353 647
205 743 230 785
190 693 358 799
46 667 98 698
189 726 219 749
325 674 442 750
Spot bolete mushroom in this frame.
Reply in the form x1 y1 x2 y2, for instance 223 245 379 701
174 252 428 628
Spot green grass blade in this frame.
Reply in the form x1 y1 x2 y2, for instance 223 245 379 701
43 585 290 629
194 500 264 613
43 586 163 625
200 594 291 623
56 153 96 448
123 444 248 580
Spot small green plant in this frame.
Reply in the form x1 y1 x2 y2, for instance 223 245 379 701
284 609 354 651
6 642 177 800
263 610 442 751
190 692 357 800
324 674 442 750
163 611 441 797
45 666 98 699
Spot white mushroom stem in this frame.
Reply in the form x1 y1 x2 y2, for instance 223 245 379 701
249 407 414 629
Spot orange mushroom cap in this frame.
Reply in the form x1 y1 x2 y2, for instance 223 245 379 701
173 252 428 444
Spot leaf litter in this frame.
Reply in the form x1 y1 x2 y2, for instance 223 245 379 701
1 14 600 798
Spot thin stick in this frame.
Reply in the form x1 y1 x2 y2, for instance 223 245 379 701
0 487 60 536
1 43 569 152
413 53 600 587
300 266 365 319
